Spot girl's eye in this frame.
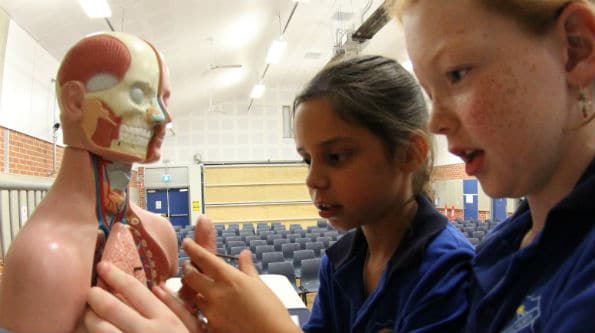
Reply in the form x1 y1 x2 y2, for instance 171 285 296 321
446 68 469 84
302 158 311 166
326 153 348 165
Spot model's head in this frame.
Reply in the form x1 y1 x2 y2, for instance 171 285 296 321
293 55 432 197
56 31 171 163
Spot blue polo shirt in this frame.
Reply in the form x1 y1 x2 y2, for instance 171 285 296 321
302 196 475 333
466 158 595 333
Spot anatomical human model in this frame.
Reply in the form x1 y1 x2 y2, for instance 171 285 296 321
0 32 178 333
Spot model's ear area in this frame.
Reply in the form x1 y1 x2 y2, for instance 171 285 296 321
560 2 595 84
60 81 86 123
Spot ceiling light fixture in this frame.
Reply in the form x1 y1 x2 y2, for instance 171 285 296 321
248 2 299 111
265 38 287 65
250 82 266 99
79 0 112 18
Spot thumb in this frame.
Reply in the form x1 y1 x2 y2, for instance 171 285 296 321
238 249 259 277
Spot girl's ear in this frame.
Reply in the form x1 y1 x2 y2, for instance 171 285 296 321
559 2 595 85
399 130 429 173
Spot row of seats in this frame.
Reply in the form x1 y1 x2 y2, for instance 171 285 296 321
175 221 341 298
174 218 502 304
451 218 501 246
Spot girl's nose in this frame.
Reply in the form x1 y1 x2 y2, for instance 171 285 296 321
428 101 458 135
305 162 329 190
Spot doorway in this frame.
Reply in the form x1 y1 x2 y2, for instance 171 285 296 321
146 188 190 226
463 179 479 221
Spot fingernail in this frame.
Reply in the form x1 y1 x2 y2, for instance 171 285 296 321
97 261 109 274
153 285 166 297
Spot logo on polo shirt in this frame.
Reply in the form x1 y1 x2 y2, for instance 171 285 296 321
501 295 541 333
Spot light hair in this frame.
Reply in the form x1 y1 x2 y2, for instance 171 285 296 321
386 0 595 35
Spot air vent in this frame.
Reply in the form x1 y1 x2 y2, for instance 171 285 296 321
304 52 322 59
331 11 354 21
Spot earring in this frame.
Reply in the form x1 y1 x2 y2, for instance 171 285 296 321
578 88 592 119
564 87 595 131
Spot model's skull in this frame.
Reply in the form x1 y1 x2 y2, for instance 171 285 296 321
57 32 171 163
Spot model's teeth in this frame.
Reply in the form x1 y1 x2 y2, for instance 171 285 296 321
119 125 153 147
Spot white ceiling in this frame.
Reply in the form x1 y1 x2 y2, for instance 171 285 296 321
0 0 408 117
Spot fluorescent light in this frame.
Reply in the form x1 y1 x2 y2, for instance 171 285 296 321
265 38 287 64
79 0 112 18
166 122 173 129
250 83 266 99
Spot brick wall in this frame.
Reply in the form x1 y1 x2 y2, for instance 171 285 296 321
129 169 142 207
431 163 473 181
137 167 145 209
4 128 64 177
1 127 144 206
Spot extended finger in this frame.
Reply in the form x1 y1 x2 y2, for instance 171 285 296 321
87 286 146 333
182 238 233 280
181 261 216 297
238 249 259 277
153 284 202 333
94 261 167 319
193 215 217 253
84 307 124 333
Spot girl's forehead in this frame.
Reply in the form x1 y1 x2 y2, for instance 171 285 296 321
402 1 524 65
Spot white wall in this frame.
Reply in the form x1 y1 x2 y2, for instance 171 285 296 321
160 87 302 164
432 135 463 166
0 20 60 144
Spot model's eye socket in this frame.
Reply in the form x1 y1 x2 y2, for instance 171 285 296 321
130 87 145 104
447 68 469 84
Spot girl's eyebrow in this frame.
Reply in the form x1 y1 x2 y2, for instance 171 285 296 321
297 136 356 154
320 136 357 147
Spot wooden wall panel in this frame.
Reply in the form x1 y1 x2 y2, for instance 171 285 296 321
205 183 309 203
206 203 317 223
203 164 318 225
205 165 308 184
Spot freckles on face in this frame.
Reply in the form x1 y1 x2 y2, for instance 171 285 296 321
471 65 522 133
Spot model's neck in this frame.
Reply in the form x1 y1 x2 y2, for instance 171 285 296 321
51 147 97 199
51 147 133 228
98 157 133 194
90 154 132 228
